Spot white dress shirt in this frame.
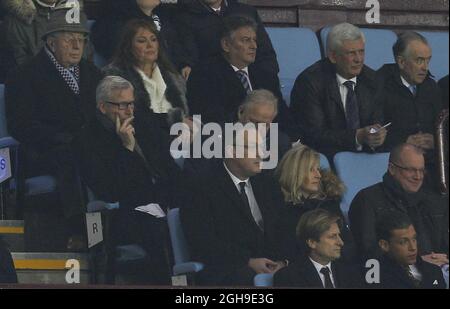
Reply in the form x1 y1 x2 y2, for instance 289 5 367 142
309 257 336 288
136 65 173 114
223 162 264 229
231 65 254 91
409 264 423 281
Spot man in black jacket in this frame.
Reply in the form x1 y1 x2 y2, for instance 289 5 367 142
187 15 284 126
289 23 386 159
5 9 102 248
181 126 287 286
76 76 182 285
373 211 446 289
349 143 449 266
274 209 363 288
176 0 279 79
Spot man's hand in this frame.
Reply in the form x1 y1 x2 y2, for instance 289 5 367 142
421 253 449 267
248 258 283 274
181 66 192 81
407 133 435 150
116 116 135 152
356 124 387 149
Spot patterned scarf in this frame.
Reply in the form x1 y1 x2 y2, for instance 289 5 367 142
45 46 80 95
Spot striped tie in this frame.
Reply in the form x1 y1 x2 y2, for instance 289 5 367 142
236 70 252 94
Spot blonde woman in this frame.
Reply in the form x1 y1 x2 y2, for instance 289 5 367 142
274 144 356 262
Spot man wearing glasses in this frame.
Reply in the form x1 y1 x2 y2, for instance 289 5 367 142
349 143 449 268
5 8 102 250
75 76 182 285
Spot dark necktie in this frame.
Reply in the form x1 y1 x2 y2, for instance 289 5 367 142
236 70 252 94
320 267 335 289
343 80 360 130
238 182 264 231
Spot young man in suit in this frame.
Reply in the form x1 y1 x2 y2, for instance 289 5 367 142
289 23 387 159
374 211 446 289
181 126 287 286
274 208 363 288
187 15 285 127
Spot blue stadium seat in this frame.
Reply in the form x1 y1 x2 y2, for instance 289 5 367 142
419 31 449 80
333 152 390 222
266 27 321 106
167 208 204 277
320 27 397 70
319 152 331 170
254 273 273 287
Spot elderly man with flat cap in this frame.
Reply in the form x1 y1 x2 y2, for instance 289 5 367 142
5 7 102 250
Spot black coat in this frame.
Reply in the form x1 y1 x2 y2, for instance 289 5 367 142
180 160 286 285
75 112 183 211
375 255 446 289
278 199 357 264
349 173 449 260
187 55 284 125
376 64 443 151
289 59 383 158
176 0 279 75
5 48 102 178
274 257 363 288
438 75 448 110
0 238 17 284
91 1 184 68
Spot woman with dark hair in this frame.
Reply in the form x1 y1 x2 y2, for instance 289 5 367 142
274 144 357 263
103 19 191 136
92 0 183 70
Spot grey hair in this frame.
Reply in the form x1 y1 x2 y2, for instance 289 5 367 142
326 23 365 55
96 76 134 108
393 31 429 60
239 89 279 118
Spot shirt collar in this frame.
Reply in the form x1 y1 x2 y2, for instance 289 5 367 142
231 65 249 75
35 0 56 8
309 257 333 274
336 73 357 87
223 162 250 188
400 75 414 88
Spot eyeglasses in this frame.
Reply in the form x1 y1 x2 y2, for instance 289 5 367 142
105 101 135 110
58 33 87 46
390 161 426 175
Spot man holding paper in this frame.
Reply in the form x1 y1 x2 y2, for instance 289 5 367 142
75 76 184 285
288 23 387 159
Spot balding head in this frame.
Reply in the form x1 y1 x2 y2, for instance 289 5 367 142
388 143 425 193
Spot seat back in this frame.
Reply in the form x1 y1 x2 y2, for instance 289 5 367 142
333 152 390 219
266 27 321 106
319 152 331 170
167 208 191 265
254 273 274 287
320 27 397 70
419 31 449 80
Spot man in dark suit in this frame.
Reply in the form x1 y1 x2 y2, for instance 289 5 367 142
181 126 287 286
5 9 102 249
76 76 181 285
373 211 446 289
176 0 278 79
289 23 386 159
274 208 363 288
187 15 285 127
349 144 449 265
438 75 448 110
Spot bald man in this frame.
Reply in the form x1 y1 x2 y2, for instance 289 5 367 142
349 143 449 266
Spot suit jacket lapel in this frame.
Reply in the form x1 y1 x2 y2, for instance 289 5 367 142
326 66 346 117
304 259 325 288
